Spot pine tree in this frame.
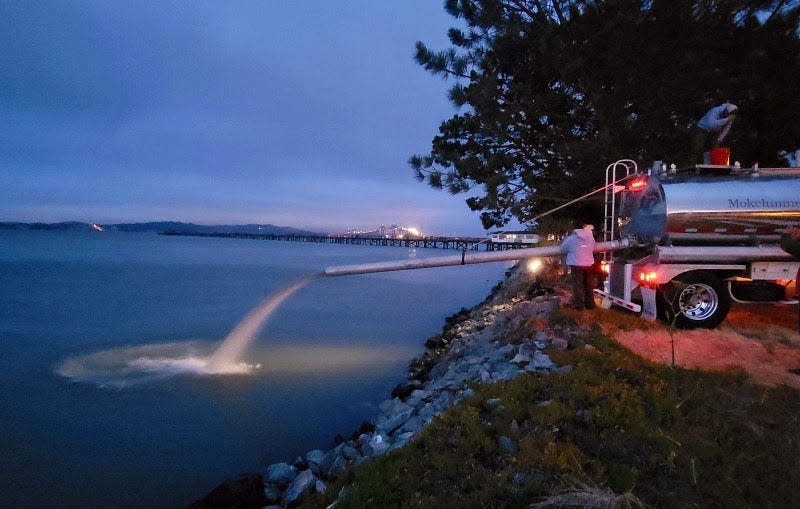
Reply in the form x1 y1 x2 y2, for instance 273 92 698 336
411 0 800 229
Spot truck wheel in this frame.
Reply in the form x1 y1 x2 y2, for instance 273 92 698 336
660 271 730 329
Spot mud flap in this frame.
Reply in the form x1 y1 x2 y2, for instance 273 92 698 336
593 289 641 313
641 286 658 321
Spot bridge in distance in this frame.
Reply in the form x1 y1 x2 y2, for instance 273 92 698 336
163 231 533 251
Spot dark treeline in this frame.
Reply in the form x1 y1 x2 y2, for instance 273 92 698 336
411 0 800 228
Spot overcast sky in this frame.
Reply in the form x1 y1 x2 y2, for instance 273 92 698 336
0 1 500 235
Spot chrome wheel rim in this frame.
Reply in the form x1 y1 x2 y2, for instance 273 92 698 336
678 283 719 321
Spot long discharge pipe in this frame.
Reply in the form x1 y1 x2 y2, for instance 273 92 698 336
324 240 621 277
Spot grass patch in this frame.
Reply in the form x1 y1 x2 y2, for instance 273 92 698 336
307 326 800 508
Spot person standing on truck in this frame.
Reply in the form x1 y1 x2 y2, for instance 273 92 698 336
694 102 738 156
561 224 596 310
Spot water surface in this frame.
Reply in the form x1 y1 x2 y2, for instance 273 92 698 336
0 230 509 507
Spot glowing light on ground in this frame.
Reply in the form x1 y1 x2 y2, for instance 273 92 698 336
527 258 543 274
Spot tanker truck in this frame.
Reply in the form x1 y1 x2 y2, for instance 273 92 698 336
597 162 800 328
325 160 799 329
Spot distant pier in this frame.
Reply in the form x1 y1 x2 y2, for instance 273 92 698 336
162 231 530 251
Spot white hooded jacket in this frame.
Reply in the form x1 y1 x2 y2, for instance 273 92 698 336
560 228 596 267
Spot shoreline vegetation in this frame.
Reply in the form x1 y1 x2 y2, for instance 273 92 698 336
193 261 800 509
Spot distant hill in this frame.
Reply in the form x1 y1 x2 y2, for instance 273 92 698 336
109 222 321 236
0 221 95 231
0 221 322 236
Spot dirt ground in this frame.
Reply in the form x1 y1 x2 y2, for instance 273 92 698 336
605 303 800 388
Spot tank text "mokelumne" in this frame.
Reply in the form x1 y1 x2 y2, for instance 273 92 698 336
728 198 800 209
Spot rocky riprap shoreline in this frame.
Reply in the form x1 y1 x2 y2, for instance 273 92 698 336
192 266 574 508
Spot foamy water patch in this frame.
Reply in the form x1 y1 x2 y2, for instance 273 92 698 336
56 341 259 388
58 277 318 388
56 341 414 388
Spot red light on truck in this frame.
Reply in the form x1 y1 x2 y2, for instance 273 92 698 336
627 176 648 192
600 260 610 275
636 264 659 288
638 271 657 283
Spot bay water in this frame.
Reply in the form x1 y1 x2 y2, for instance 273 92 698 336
0 230 510 507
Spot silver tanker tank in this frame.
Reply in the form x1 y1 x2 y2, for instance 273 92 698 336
618 171 800 245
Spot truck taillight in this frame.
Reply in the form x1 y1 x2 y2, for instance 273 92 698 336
636 265 660 288
626 175 648 192
638 271 658 283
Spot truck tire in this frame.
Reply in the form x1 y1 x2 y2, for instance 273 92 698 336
659 271 730 329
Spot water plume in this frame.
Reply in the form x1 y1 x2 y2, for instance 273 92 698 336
57 275 319 387
206 276 316 372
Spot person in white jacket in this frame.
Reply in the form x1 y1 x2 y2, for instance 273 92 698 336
560 224 597 310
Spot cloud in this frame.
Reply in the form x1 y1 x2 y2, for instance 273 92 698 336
1 1 486 234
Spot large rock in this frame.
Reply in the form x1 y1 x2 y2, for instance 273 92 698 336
305 449 331 476
510 352 531 367
518 342 538 356
189 473 266 509
528 351 555 370
378 398 398 413
264 462 297 488
389 431 415 451
291 455 307 471
391 379 422 399
263 484 281 504
427 360 450 380
283 469 316 507
499 435 518 453
397 415 424 435
356 432 372 448
327 455 347 478
375 402 414 434
405 389 432 407
495 365 520 381
467 363 483 380
363 434 390 457
409 388 432 401
498 344 517 357
429 393 451 414
417 403 439 426
336 443 359 461
459 387 476 400
440 370 470 390
306 449 326 465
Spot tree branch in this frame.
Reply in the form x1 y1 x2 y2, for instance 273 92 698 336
551 0 567 24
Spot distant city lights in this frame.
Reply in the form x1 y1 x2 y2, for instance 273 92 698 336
338 224 424 238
